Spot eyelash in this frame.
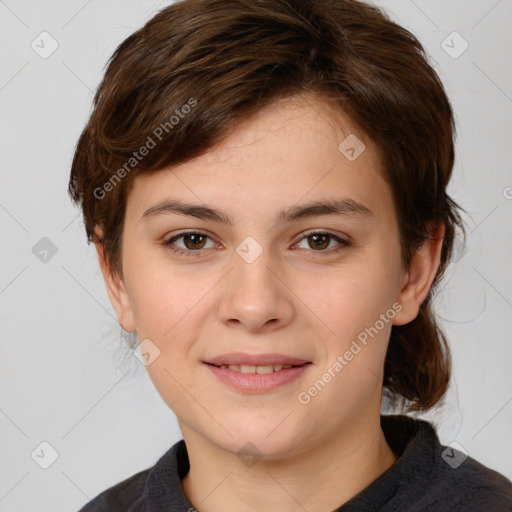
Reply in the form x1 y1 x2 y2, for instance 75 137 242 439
163 230 351 258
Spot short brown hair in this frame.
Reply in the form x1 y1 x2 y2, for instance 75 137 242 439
68 0 466 412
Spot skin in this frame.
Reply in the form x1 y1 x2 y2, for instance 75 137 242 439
95 92 444 512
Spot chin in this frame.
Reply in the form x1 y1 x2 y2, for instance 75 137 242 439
210 419 308 460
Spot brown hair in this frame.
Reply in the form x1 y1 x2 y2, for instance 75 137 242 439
68 0 466 412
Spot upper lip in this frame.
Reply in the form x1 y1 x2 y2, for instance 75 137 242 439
204 353 311 367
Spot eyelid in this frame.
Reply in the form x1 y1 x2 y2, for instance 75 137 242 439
163 229 349 244
293 229 351 252
163 229 218 247
164 228 213 240
296 228 349 241
163 229 351 257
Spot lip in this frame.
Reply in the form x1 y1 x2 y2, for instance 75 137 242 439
204 363 312 392
203 353 313 393
204 352 311 367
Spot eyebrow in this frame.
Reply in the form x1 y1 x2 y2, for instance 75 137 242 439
141 197 373 225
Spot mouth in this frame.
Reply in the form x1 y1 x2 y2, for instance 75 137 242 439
206 363 308 374
202 354 312 392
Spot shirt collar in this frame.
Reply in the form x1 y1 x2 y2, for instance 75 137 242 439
141 414 438 511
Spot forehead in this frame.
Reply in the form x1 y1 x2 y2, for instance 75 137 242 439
125 93 392 225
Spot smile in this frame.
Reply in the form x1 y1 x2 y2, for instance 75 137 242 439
213 364 298 374
204 362 312 392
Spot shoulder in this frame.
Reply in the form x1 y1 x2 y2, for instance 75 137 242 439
424 451 512 511
378 415 512 511
77 468 149 512
76 440 189 512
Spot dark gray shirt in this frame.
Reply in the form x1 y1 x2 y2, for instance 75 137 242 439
78 414 512 511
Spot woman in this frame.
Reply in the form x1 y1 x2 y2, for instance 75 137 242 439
69 0 512 510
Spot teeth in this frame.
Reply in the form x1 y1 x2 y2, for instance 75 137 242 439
256 365 274 374
218 364 296 373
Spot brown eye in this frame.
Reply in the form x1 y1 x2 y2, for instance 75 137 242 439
182 233 207 250
164 231 216 257
295 231 351 253
307 234 331 250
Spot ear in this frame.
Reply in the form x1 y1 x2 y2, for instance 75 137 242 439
93 230 136 332
393 223 445 326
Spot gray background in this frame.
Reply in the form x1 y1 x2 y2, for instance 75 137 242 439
1 0 511 510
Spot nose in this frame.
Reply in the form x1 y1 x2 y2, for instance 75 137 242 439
217 244 294 333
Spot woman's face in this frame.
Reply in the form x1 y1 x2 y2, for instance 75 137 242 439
102 93 424 458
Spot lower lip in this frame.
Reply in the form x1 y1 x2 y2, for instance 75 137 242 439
204 363 312 392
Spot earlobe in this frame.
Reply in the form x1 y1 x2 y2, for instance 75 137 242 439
93 233 136 332
393 223 445 326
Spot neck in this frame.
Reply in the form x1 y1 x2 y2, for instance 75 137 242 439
180 412 398 512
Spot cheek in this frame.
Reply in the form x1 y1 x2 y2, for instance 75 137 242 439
122 240 202 339
317 266 398 335
302 272 397 405
144 358 199 429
